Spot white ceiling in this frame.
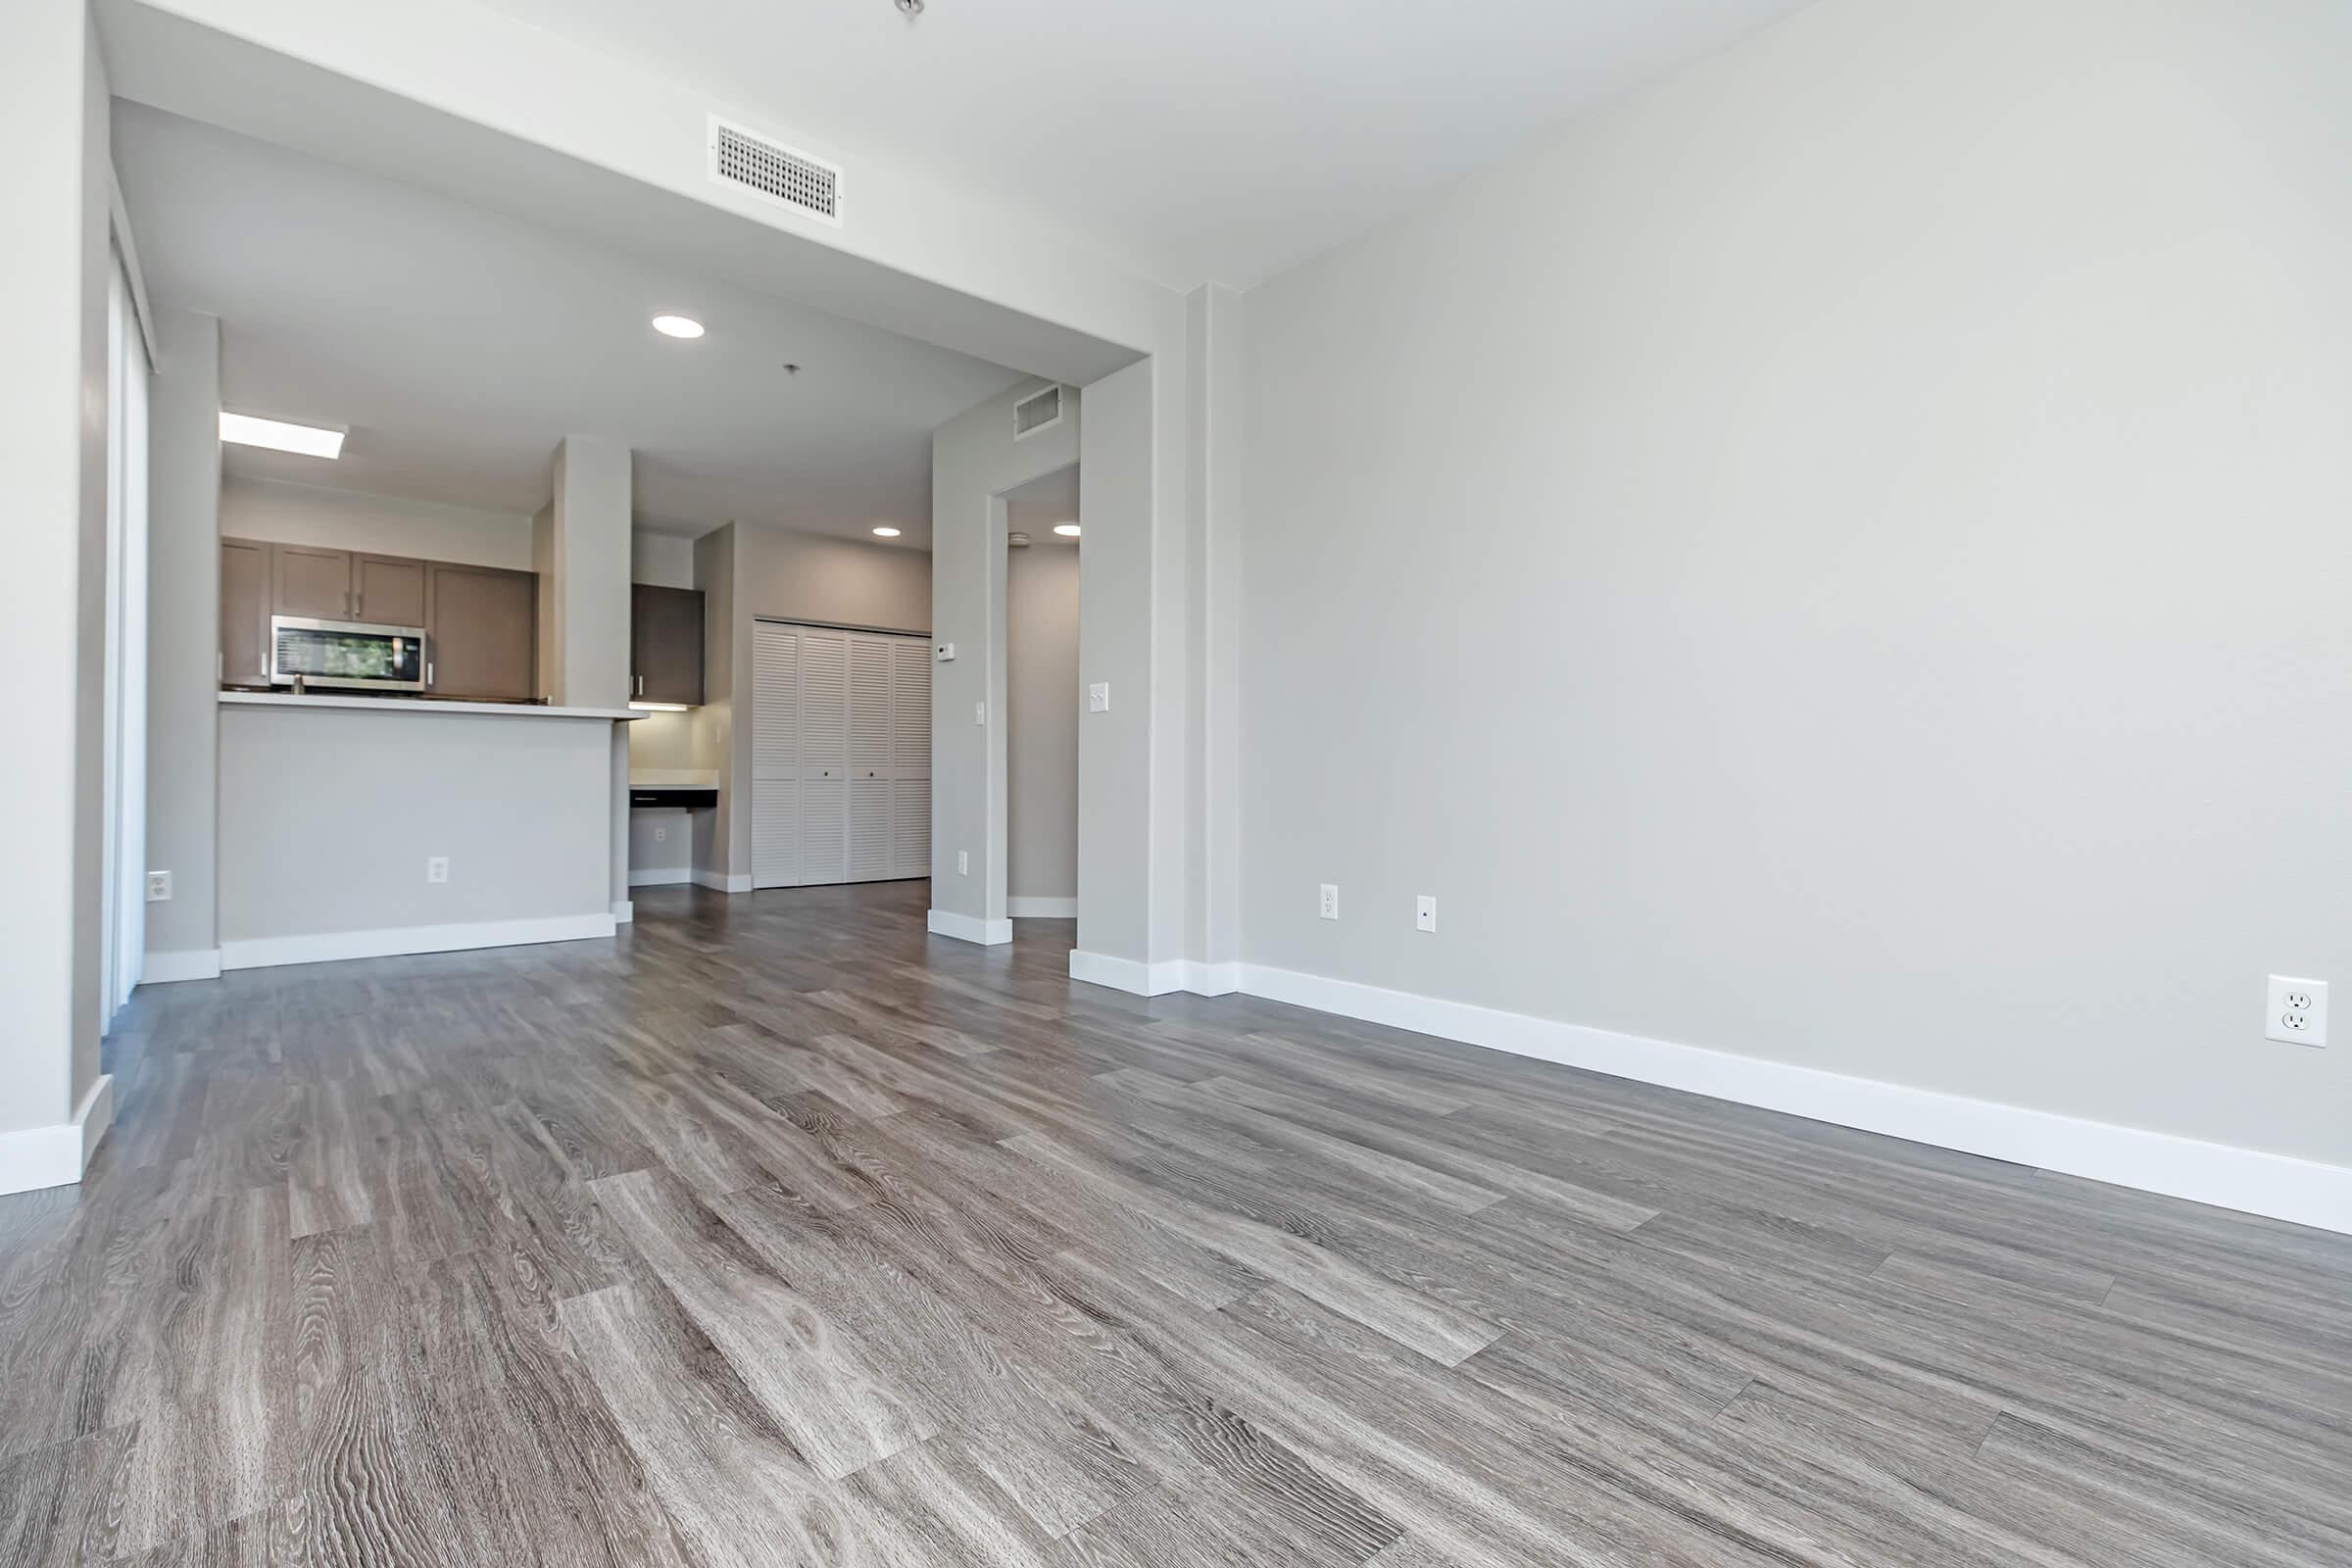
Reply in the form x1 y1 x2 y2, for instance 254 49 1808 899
472 0 1811 290
114 103 1031 546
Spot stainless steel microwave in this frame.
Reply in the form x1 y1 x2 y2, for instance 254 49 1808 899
269 615 428 692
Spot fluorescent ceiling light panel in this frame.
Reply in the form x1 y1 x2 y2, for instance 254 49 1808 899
220 412 345 459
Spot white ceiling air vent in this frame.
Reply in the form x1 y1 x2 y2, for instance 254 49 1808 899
708 116 842 227
1014 384 1063 440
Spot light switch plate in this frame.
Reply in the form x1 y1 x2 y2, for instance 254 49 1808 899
1088 682 1110 713
958 850 970 876
974 701 988 725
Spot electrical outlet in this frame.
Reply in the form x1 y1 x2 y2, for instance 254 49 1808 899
145 870 172 904
653 825 666 843
1415 895 1438 933
1088 682 1110 713
426 857 451 885
958 850 970 876
2266 975 2328 1047
1319 883 1339 920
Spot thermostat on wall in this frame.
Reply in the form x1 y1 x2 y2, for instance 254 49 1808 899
935 642 956 662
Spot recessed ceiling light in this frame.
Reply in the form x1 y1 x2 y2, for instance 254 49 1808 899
872 526 903 538
652 314 705 339
219 412 345 459
1053 523 1081 537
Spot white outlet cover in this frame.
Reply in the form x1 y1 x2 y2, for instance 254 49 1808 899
958 850 970 876
427 857 451 884
145 870 172 903
974 701 988 725
1416 895 1438 932
1319 883 1339 920
2266 974 2328 1047
1088 682 1110 712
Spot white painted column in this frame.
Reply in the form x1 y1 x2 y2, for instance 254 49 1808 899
144 308 222 979
540 436 635 913
0 0 115 1191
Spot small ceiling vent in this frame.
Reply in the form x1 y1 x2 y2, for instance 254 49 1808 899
709 116 842 226
1014 384 1063 440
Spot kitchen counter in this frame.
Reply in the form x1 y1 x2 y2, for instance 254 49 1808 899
220 690 644 721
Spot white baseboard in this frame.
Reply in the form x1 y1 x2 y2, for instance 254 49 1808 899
628 866 692 888
220 912 618 971
612 900 634 924
928 908 1013 946
1007 896 1078 919
1232 962 2352 1236
1068 953 1240 998
693 868 752 894
141 949 221 985
0 1074 113 1196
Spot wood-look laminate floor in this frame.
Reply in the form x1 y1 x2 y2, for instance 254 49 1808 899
4 881 2348 1566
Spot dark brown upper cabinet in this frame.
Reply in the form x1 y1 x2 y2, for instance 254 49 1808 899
222 539 538 702
271 544 355 620
631 584 705 707
220 537 271 686
425 563 538 703
354 554 427 626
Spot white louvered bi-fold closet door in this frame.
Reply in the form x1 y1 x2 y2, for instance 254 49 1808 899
847 635 897 882
890 637 931 880
750 622 799 890
796 629 852 886
751 623 931 889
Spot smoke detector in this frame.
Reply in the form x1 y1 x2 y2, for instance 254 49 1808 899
1007 531 1031 549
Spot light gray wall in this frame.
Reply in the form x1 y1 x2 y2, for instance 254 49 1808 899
0 0 109 1137
693 523 742 880
144 308 220 966
740 526 931 633
218 707 612 941
631 530 696 589
628 810 693 882
627 710 698 771
549 436 632 708
1239 0 2352 1167
932 382 1079 929
1006 543 1080 902
220 476 534 571
1076 366 1152 961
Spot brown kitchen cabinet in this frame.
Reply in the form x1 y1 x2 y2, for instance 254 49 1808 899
271 544 354 620
630 584 704 706
354 554 427 625
220 537 271 685
269 546 427 625
221 539 537 701
425 563 537 702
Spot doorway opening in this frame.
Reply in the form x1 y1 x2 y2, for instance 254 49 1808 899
1003 464 1080 954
